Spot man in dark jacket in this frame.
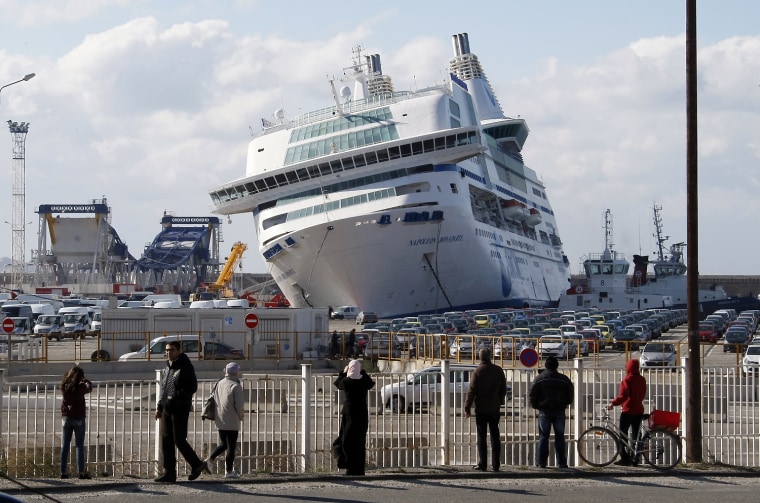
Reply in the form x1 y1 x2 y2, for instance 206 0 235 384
154 340 206 482
529 356 574 468
464 347 508 472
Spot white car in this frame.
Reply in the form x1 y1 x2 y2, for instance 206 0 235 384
539 335 576 359
742 343 760 375
639 342 678 368
379 365 511 413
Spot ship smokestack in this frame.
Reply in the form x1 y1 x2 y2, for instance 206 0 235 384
632 255 649 287
452 33 470 56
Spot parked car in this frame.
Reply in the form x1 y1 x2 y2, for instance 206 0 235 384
742 343 760 375
723 327 751 353
538 335 576 359
640 342 678 368
359 332 401 360
379 365 512 413
118 335 244 361
355 311 378 324
330 306 359 320
698 321 719 343
611 328 639 351
580 329 604 352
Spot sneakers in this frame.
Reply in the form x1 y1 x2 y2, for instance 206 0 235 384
78 472 92 480
224 471 241 479
202 458 212 474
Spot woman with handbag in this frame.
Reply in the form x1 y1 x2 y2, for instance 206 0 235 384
333 360 375 476
203 362 245 478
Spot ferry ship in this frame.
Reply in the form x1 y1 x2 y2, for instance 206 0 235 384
208 33 571 318
558 207 760 316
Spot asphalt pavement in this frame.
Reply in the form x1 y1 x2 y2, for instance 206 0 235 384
2 465 760 502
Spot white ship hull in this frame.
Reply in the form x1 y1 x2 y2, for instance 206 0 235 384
209 33 571 318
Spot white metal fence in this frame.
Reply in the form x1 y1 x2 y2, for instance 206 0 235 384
0 361 758 478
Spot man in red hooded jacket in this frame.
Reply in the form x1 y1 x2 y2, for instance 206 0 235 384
608 358 647 466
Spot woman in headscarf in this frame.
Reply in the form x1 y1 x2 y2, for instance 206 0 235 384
333 359 375 475
608 358 647 465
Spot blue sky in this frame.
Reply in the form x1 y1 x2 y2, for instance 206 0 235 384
1 1 759 276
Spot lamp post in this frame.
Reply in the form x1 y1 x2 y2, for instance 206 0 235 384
0 73 35 104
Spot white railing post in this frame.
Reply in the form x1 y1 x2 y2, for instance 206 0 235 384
0 368 4 458
440 359 450 465
573 358 584 467
301 363 312 473
680 356 688 447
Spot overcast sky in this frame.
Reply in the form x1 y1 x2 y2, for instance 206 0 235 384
1 1 759 276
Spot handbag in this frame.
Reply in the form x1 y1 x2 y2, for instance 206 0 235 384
201 379 221 421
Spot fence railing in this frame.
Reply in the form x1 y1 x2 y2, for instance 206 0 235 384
1 360 758 478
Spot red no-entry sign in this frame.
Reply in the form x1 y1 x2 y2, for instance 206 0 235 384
2 318 15 334
244 313 259 329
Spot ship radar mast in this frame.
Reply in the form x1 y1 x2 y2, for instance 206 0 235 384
652 203 685 265
604 208 615 255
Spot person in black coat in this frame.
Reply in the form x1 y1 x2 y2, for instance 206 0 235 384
154 340 206 482
529 356 574 468
333 360 375 476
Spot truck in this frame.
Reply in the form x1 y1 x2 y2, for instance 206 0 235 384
99 307 329 362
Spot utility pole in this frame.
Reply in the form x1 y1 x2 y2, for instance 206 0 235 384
685 0 702 462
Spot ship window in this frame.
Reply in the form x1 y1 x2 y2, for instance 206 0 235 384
310 165 323 177
295 168 309 180
286 171 298 183
451 117 461 128
423 139 434 153
435 137 446 150
244 182 256 194
353 154 366 168
400 144 412 157
275 173 287 186
343 157 355 170
388 146 401 160
263 176 277 189
365 151 378 165
330 160 343 173
450 183 458 194
377 149 389 163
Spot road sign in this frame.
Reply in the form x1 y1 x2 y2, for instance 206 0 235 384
519 347 539 368
244 313 259 329
2 318 14 334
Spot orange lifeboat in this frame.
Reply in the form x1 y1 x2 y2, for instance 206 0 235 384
526 208 542 226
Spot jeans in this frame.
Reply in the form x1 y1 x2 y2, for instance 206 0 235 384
61 417 86 475
537 410 567 467
475 412 501 470
209 429 239 472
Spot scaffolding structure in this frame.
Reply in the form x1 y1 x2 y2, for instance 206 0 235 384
7 120 29 291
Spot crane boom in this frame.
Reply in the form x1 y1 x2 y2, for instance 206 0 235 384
208 241 248 293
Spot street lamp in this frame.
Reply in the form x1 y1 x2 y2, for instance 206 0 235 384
0 73 35 104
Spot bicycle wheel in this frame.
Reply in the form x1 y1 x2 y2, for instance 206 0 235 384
643 429 682 470
577 427 620 467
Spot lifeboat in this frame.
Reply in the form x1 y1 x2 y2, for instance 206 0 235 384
501 199 523 219
526 208 542 226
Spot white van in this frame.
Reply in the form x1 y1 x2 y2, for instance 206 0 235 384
117 334 244 361
330 306 360 320
58 306 92 339
34 314 63 340
27 303 56 324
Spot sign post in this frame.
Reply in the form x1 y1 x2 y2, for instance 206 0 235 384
3 317 14 363
244 313 259 358
519 347 539 368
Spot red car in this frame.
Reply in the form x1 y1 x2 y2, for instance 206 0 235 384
698 322 718 343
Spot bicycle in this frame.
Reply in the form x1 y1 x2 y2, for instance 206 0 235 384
577 408 682 470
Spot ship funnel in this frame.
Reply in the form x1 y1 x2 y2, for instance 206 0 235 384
452 33 471 56
367 54 382 75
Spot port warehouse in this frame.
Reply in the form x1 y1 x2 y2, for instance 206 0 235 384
98 307 329 362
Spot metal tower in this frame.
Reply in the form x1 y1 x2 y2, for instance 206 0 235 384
7 120 29 291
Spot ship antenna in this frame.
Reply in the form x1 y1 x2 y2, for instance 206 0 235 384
652 203 668 261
